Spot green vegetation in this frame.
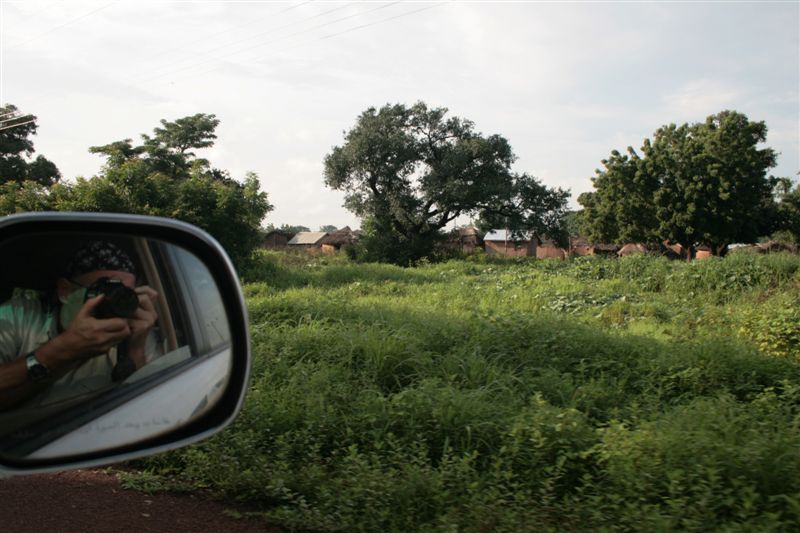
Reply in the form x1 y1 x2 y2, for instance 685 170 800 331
132 252 800 531
0 110 272 268
324 101 569 265
0 104 61 186
579 110 784 255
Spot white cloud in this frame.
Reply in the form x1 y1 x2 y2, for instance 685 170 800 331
2 1 797 229
662 79 745 120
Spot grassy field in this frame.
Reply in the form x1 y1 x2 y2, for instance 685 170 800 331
129 250 800 531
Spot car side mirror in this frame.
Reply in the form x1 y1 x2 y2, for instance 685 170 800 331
0 213 250 477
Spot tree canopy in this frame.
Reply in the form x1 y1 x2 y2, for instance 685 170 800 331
579 110 779 255
771 177 800 245
324 102 569 264
0 104 61 186
0 112 272 268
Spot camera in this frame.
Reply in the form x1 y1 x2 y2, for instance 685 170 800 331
84 277 139 319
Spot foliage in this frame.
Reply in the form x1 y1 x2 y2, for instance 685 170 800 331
132 252 800 531
0 104 61 186
263 223 311 234
0 114 273 268
580 110 779 254
772 178 800 245
324 101 569 265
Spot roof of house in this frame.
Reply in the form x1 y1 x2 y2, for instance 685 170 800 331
320 226 356 246
592 243 620 252
617 243 648 255
484 229 534 242
287 231 328 245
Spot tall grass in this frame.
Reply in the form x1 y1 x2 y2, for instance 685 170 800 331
132 252 800 531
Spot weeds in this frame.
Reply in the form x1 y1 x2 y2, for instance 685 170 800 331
135 252 800 531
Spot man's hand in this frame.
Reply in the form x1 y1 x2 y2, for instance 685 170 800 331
59 295 132 361
126 286 159 369
128 286 158 344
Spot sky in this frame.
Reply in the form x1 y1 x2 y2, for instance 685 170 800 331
1 0 798 230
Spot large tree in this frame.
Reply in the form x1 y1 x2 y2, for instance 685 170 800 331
0 113 272 268
771 177 800 245
324 102 569 264
0 104 61 186
580 110 778 257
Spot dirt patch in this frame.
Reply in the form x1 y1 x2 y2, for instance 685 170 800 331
0 469 278 532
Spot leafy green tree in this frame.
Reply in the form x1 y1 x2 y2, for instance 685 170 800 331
264 224 310 234
578 147 659 246
324 102 569 264
580 110 778 257
0 113 272 268
770 177 800 245
0 104 61 186
319 225 338 232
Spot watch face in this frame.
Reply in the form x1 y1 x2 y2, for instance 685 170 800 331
27 355 49 383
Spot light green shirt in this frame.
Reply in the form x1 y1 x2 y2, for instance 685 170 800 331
0 288 116 407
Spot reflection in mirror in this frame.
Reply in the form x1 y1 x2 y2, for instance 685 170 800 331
0 232 232 461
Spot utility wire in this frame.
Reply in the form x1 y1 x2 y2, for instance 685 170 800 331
0 114 34 126
8 1 119 49
129 0 316 79
0 119 36 133
140 1 380 84
317 2 444 43
162 1 445 88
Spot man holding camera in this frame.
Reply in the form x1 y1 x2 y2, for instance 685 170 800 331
0 241 158 410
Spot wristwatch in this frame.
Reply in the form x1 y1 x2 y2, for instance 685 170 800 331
26 351 50 383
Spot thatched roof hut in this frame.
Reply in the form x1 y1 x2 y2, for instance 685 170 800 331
617 243 648 257
261 230 293 249
319 226 358 252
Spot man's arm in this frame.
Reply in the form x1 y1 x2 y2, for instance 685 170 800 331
0 296 131 410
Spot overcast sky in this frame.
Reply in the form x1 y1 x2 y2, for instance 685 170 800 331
2 0 798 230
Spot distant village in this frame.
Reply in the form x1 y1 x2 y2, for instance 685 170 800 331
262 227 795 260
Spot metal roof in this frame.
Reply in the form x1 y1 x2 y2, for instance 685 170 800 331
287 231 328 245
483 229 533 242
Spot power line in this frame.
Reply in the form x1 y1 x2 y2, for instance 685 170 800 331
0 119 37 133
8 1 119 49
144 1 401 86
162 1 446 88
0 114 34 126
128 0 316 80
140 1 382 85
317 2 445 43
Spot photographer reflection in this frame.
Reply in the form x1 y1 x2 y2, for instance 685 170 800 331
0 241 159 411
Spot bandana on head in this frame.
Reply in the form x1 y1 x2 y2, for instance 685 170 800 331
64 241 137 279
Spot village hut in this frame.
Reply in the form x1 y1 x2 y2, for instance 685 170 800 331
694 245 713 260
536 236 568 259
445 226 484 253
756 241 796 254
617 243 648 257
570 237 593 257
591 243 620 256
287 231 328 252
319 226 358 253
569 237 619 257
261 230 292 249
484 230 537 257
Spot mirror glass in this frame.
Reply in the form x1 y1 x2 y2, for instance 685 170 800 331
0 232 232 461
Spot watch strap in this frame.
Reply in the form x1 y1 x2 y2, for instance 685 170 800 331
26 351 50 383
